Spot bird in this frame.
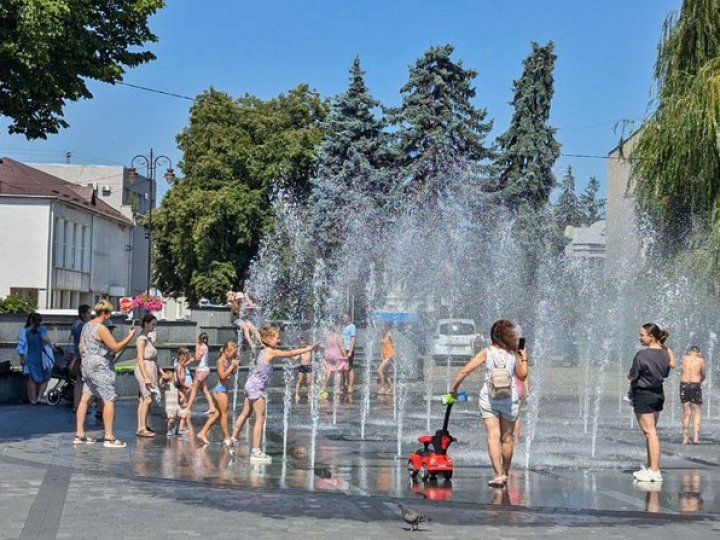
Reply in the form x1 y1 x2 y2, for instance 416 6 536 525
398 504 431 532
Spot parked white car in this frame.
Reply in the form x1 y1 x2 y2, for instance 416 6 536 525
431 319 479 362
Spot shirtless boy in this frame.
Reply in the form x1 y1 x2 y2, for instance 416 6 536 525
680 346 707 444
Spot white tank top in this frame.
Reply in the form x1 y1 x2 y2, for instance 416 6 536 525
197 343 209 372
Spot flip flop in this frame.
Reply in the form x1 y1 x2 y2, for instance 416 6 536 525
136 430 156 438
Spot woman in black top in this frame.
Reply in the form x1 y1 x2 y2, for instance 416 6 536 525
628 323 675 483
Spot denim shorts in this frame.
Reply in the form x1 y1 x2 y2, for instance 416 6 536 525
478 393 518 421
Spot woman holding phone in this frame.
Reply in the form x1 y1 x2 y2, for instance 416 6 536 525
450 320 528 488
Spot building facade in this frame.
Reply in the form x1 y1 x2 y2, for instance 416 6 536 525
564 220 606 270
0 158 134 309
29 163 153 297
604 131 642 278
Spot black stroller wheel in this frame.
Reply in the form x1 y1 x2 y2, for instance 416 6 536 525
46 389 61 406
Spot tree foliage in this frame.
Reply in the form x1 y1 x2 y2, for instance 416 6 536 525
632 0 720 278
153 86 328 304
0 0 164 139
390 44 492 200
579 176 605 224
309 56 391 259
492 41 560 210
555 166 581 230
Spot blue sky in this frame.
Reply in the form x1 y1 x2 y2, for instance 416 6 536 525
0 0 680 200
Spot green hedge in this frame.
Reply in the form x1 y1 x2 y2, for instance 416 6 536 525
0 295 36 314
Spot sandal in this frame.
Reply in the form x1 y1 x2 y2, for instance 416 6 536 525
73 435 97 445
103 438 127 448
136 430 156 438
488 475 507 488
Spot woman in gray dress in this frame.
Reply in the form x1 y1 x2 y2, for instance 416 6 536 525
74 300 135 447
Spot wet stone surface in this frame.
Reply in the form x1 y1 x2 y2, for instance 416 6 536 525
1 384 720 538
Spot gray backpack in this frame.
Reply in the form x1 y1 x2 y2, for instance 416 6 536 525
487 349 513 399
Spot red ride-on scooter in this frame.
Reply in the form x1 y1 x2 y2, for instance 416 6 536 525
407 392 466 482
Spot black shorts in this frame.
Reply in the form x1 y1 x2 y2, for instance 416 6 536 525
347 351 355 370
680 382 702 405
632 386 665 414
298 365 312 374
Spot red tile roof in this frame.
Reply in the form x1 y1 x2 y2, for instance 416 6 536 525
0 157 133 225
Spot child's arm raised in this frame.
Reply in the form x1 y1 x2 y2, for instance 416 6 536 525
268 342 320 361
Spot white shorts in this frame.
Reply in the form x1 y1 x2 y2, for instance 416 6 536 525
479 393 518 421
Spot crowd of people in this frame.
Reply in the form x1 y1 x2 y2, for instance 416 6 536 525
13 296 707 485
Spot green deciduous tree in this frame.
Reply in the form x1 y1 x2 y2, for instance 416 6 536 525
153 85 328 304
631 0 720 286
492 41 560 210
391 44 492 201
0 0 164 139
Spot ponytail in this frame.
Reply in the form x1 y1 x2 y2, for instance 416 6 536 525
642 323 669 345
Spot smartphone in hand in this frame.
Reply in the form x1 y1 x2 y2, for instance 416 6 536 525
518 337 526 351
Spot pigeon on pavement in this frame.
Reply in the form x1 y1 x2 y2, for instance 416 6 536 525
398 504 431 532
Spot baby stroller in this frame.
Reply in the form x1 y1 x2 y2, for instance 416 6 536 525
45 346 75 406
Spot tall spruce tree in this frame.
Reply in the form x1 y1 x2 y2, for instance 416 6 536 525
579 176 605 224
309 56 389 259
391 44 492 200
555 166 581 230
492 41 560 210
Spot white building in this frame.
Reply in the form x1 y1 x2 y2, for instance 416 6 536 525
604 131 643 279
0 158 135 309
564 220 606 271
28 163 154 297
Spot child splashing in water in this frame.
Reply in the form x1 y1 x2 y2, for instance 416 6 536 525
197 342 239 446
231 326 319 463
294 337 313 404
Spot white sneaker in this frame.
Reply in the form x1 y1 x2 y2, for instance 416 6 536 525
250 449 272 463
632 464 646 479
634 468 662 482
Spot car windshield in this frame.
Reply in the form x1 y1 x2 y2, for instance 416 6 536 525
439 323 475 336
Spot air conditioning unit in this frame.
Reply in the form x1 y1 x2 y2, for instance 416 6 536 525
101 185 111 195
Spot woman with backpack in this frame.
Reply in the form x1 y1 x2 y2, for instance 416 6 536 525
450 319 528 488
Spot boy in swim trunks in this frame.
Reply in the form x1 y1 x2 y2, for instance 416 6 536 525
680 346 706 444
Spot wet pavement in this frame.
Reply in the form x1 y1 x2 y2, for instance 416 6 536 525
1 385 720 538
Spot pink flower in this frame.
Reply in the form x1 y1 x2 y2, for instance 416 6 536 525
131 292 164 313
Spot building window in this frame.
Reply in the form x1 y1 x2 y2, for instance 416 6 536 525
53 217 61 268
81 226 88 272
71 223 78 270
63 221 70 269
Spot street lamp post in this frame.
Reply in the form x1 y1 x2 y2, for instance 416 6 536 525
128 149 175 293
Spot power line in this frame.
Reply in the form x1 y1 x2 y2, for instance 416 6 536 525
116 81 195 101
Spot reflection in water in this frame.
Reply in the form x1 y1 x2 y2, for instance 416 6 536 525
105 402 718 516
505 473 528 506
633 481 662 513
410 480 453 501
679 472 704 513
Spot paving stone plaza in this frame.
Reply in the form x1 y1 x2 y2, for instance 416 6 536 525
2 365 719 539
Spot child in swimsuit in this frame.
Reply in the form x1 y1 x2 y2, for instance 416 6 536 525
231 326 319 463
197 342 239 446
294 337 313 404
